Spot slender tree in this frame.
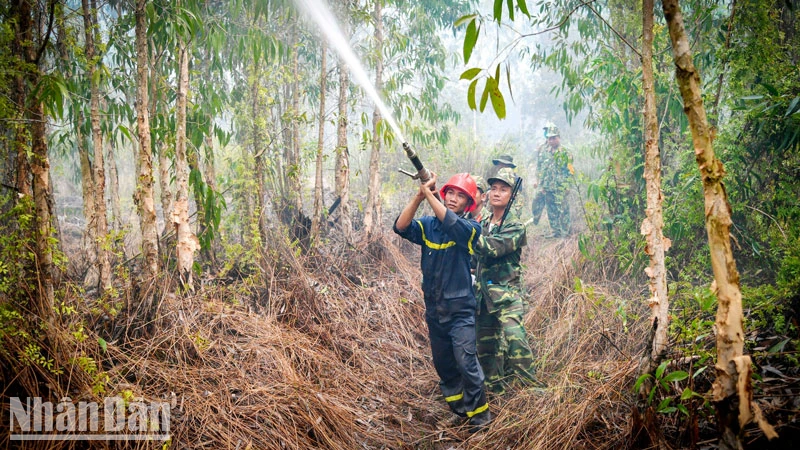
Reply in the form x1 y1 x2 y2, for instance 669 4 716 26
134 0 159 282
661 0 777 447
289 17 303 213
252 69 269 246
311 41 328 243
54 7 98 285
105 123 122 231
172 23 199 288
364 0 383 237
335 0 352 236
637 0 670 383
83 0 111 291
10 0 56 314
10 0 32 199
158 144 172 229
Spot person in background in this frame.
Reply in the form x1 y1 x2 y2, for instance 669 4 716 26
531 123 573 238
487 154 516 180
474 168 541 395
468 174 488 222
489 155 525 216
393 172 493 432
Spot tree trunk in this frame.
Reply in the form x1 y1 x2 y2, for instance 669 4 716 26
364 0 384 237
335 0 352 236
661 1 777 447
158 142 172 232
10 0 55 315
83 0 111 292
134 0 159 282
31 92 55 316
187 145 204 232
311 41 327 244
200 132 218 264
289 18 303 212
11 1 32 198
106 133 122 231
251 69 267 247
76 113 98 287
55 8 97 282
172 37 198 288
637 0 670 384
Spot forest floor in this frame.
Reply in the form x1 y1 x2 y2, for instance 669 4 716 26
2 222 798 449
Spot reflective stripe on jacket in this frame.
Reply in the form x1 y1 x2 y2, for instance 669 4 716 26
393 209 481 322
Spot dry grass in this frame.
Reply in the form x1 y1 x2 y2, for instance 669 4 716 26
1 230 661 449
461 235 649 450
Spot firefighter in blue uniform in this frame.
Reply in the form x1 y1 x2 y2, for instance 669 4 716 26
393 172 492 432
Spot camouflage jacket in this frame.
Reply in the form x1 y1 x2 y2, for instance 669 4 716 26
536 145 572 191
473 209 526 314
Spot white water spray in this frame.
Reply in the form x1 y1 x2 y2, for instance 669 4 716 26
294 0 406 144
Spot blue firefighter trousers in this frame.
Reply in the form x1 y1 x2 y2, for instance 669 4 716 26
425 297 488 418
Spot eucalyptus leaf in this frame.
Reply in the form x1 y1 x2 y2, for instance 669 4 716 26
464 19 479 64
487 77 506 119
454 14 478 27
518 0 530 17
467 79 478 110
479 79 490 112
460 68 482 80
494 0 503 21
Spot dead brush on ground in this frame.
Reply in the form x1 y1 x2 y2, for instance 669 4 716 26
1 230 462 449
464 236 650 450
2 228 660 450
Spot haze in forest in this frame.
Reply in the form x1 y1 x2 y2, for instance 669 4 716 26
1 0 797 449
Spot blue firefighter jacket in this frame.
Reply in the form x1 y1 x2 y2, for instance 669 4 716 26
393 209 481 323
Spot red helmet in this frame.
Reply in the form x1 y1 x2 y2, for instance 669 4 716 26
440 173 479 213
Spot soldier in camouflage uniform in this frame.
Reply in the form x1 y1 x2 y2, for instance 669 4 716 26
489 155 524 217
468 174 489 222
474 168 540 394
532 124 573 237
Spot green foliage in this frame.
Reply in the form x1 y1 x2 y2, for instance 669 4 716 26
574 277 638 332
0 304 28 359
741 284 794 337
0 194 38 300
634 360 703 415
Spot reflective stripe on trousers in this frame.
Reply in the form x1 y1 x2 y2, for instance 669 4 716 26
426 304 488 417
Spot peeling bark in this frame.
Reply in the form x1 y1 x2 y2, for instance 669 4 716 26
83 0 111 291
638 0 671 383
77 112 98 287
31 97 54 314
661 0 777 447
106 134 122 231
134 0 159 282
172 38 198 288
158 142 172 231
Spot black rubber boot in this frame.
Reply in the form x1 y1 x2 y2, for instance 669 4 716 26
468 409 493 433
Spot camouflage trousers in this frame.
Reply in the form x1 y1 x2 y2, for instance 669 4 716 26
531 188 570 236
476 298 537 394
